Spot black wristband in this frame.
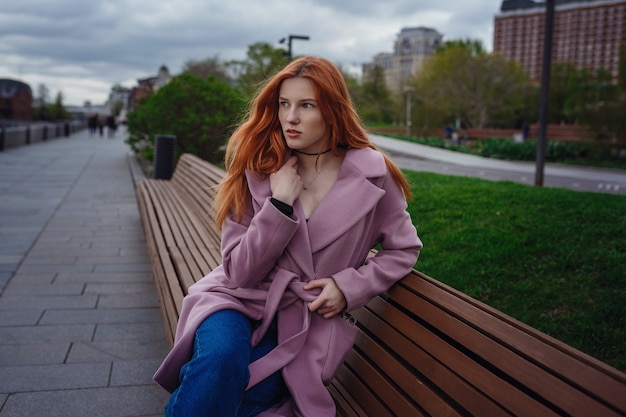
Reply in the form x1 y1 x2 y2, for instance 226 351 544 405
270 198 294 217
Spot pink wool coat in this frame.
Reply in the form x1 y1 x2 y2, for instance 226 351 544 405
153 147 422 416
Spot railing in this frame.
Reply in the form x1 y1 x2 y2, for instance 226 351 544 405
0 121 86 152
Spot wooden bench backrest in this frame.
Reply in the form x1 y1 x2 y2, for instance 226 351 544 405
331 271 626 417
137 154 224 344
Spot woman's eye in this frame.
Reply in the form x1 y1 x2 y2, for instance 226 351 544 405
303 103 314 109
279 101 289 107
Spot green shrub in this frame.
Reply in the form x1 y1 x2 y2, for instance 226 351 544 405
127 73 245 164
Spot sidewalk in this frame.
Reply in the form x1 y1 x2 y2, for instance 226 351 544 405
370 134 626 195
0 127 169 417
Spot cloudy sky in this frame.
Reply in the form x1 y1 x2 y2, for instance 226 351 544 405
1 0 503 106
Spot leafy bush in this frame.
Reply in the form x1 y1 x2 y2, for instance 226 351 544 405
127 73 245 164
465 138 586 162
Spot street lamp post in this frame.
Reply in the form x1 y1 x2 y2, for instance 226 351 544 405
403 86 415 137
535 0 555 187
279 35 310 61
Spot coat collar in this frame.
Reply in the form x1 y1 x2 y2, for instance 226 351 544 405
246 147 388 275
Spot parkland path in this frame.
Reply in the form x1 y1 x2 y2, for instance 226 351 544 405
0 127 625 417
371 134 626 196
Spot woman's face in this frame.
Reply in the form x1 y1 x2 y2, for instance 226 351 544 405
278 77 328 154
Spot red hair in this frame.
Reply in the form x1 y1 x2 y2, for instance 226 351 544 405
215 55 411 228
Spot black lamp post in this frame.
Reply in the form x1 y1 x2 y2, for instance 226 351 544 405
279 35 310 61
535 0 555 187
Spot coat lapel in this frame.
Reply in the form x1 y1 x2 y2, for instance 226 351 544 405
308 161 385 253
246 147 387 275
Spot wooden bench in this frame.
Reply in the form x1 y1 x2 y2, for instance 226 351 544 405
136 153 626 417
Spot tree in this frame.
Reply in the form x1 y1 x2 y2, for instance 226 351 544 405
228 42 288 99
48 91 70 120
110 99 124 118
183 56 231 84
126 73 244 164
34 83 50 120
411 41 530 130
359 65 396 124
436 38 485 55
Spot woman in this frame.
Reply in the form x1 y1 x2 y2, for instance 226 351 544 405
155 55 423 417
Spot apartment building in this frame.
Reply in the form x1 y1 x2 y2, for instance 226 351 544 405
363 27 443 94
494 0 626 81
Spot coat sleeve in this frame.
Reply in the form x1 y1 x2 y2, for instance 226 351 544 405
332 172 422 311
219 196 300 288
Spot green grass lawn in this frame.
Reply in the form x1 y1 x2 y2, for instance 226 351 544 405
404 171 626 373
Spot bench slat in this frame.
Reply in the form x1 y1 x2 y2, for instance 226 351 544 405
137 182 184 345
332 365 400 417
350 305 512 417
399 273 626 416
348 331 463 417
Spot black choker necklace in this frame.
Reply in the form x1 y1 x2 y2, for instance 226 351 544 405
293 148 331 156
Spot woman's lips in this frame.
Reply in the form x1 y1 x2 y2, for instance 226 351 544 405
285 129 301 138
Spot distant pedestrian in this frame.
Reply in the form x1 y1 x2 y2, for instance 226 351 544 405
98 115 104 137
444 124 454 140
522 122 530 140
106 115 117 138
88 114 98 136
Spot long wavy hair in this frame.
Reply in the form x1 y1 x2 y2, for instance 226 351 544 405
215 55 411 229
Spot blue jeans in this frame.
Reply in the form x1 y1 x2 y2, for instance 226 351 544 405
164 310 288 417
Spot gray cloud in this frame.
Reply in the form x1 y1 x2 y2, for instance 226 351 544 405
0 0 501 105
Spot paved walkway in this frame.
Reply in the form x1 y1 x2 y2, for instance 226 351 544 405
1 127 624 417
0 127 169 417
371 134 626 195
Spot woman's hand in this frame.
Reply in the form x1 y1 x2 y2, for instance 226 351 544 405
304 278 347 319
269 156 303 206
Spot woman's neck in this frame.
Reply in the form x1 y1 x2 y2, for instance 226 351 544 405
295 151 333 173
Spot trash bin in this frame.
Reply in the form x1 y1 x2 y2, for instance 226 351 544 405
153 135 177 180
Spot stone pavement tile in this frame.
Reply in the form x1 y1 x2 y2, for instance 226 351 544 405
0 324 94 344
94 263 153 273
75 255 150 265
0 385 168 417
0 362 110 393
54 271 154 284
0 310 42 327
0 256 21 271
67 340 168 363
84 282 158 295
120 246 153 257
98 292 160 309
0 294 98 310
40 308 162 325
28 246 123 257
0 343 70 366
0 273 10 294
15 263 96 274
94 322 165 343
19 256 78 266
110 359 163 386
3 272 56 284
2 282 85 296
0 266 17 278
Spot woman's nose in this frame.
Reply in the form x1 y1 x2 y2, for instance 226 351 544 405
286 108 299 124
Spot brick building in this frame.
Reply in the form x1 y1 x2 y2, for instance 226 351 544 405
0 79 33 121
130 65 172 110
494 0 626 82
